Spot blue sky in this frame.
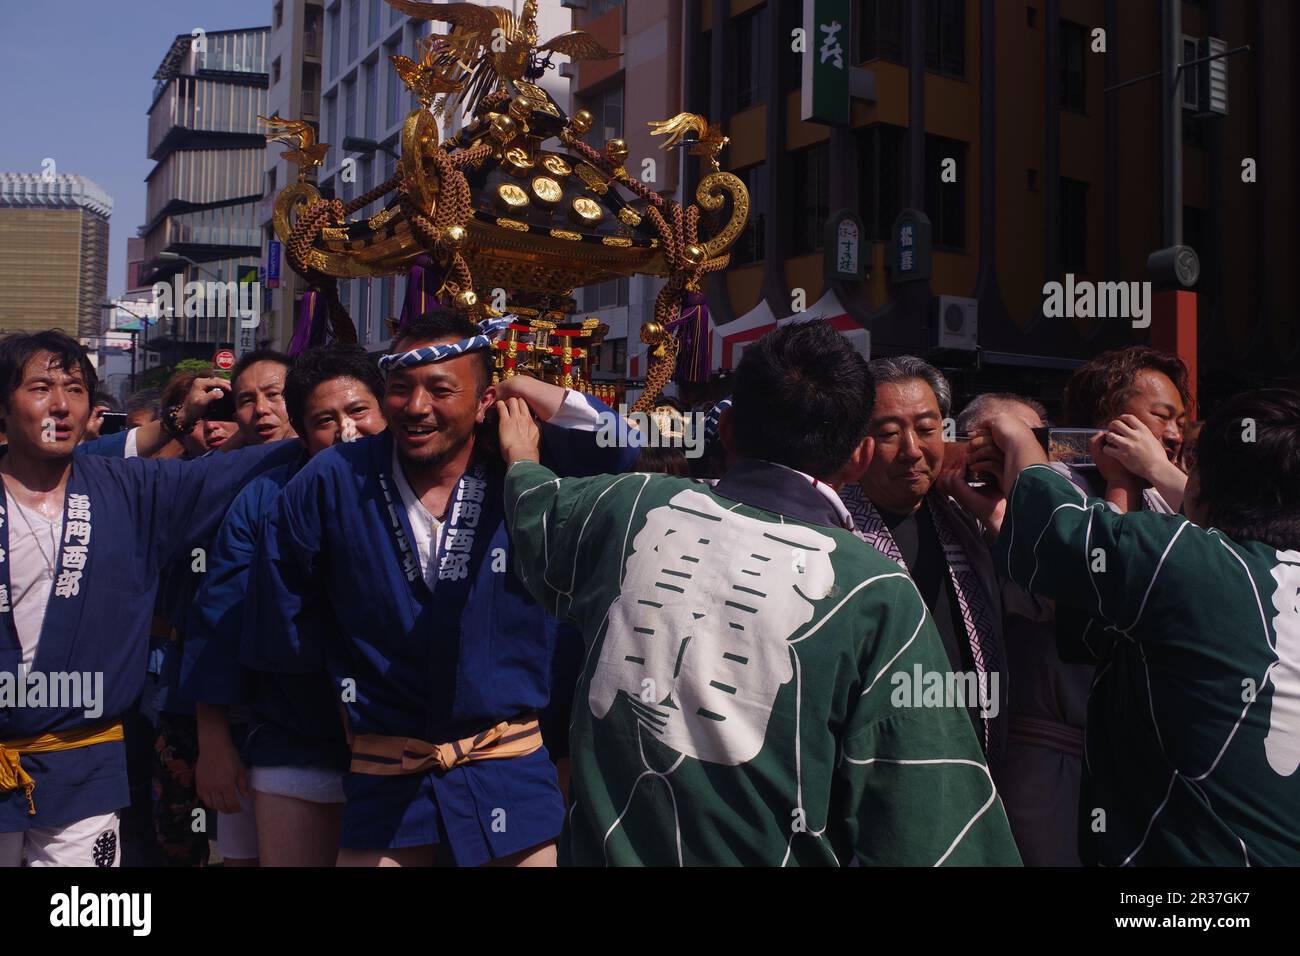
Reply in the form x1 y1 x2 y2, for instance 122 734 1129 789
0 0 273 301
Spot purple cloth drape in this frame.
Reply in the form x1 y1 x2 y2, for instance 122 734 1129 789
664 291 712 386
289 288 329 357
398 254 444 334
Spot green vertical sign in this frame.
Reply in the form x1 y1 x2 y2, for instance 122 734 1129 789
801 0 851 126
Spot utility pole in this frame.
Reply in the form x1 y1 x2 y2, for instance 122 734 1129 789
1104 2 1249 411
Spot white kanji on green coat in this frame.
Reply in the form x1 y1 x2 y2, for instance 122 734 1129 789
589 490 837 766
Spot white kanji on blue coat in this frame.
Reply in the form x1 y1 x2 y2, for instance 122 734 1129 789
589 489 837 766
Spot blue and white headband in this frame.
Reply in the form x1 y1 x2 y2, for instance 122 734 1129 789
704 398 732 449
379 316 515 373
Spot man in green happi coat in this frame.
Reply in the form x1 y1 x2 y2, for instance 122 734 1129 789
496 322 1022 867
982 388 1300 865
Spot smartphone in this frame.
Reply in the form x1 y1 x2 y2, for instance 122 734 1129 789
1033 427 1104 468
206 391 237 422
952 434 996 488
99 412 129 435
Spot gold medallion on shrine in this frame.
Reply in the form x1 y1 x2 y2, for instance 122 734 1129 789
503 147 535 178
569 196 604 227
531 176 563 207
540 154 572 179
495 183 531 211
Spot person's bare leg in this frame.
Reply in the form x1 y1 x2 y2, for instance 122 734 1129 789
254 791 343 867
336 843 438 867
483 840 557 867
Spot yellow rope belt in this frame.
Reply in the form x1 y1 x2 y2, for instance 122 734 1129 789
350 714 542 776
0 722 125 816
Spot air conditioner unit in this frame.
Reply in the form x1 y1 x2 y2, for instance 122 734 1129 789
934 295 978 351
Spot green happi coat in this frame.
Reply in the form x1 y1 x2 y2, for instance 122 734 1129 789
999 465 1300 866
504 461 1022 866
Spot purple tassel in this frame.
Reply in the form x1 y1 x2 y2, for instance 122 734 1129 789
289 289 330 357
665 291 712 386
398 254 444 334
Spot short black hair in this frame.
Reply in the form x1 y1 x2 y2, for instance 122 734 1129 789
731 321 874 479
391 309 493 394
125 388 162 418
1064 346 1192 426
285 344 385 436
93 391 120 412
1195 388 1300 551
231 348 293 393
0 330 98 412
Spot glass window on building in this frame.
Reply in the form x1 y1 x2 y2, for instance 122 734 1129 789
594 337 627 375
859 0 906 64
925 134 966 249
1060 177 1088 272
858 124 908 240
386 42 401 127
369 0 381 44
357 278 372 343
925 0 965 77
583 83 623 149
364 59 378 138
591 0 624 16
348 0 361 63
731 4 768 112
329 7 341 78
732 163 768 266
1061 20 1087 112
789 142 830 255
380 275 393 329
361 155 374 213
345 76 357 139
588 277 629 310
324 92 337 149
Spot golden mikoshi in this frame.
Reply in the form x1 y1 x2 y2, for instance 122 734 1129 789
263 0 748 409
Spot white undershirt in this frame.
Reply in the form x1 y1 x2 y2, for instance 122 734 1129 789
391 447 443 593
3 491 64 668
385 391 595 591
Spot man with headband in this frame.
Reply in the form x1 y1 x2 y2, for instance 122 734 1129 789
248 310 638 866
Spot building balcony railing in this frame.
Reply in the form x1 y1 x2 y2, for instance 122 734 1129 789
304 29 322 59
302 90 320 115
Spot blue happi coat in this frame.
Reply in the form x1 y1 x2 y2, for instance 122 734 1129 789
182 453 349 772
0 441 297 831
249 402 635 855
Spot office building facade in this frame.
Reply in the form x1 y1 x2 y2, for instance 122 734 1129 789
678 0 1298 410
0 172 112 338
142 27 270 360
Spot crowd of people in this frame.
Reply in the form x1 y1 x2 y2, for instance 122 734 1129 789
0 315 1296 867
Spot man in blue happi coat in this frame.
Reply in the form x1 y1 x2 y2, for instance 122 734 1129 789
0 331 294 866
250 310 638 866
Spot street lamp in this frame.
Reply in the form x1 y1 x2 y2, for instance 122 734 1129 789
157 250 224 281
342 135 401 161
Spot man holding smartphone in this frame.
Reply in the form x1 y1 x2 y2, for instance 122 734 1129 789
0 331 294 866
